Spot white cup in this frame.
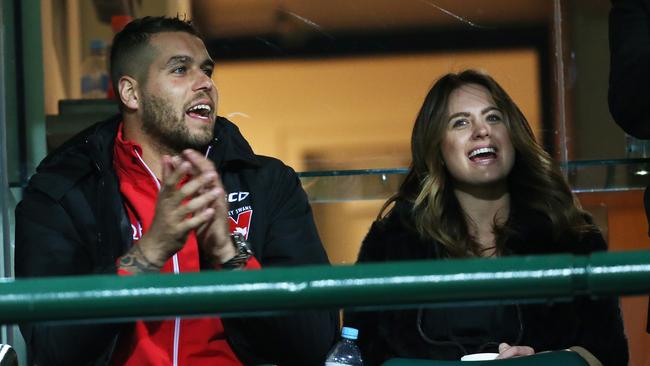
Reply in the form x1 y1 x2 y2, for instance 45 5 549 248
460 353 499 361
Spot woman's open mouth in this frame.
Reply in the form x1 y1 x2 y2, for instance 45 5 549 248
468 146 498 163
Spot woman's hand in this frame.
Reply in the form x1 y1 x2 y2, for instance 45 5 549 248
495 342 535 359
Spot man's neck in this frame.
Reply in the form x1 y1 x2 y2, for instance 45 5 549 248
122 120 173 180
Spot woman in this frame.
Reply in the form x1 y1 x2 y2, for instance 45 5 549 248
346 70 628 365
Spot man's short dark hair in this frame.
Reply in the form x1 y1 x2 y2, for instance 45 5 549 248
110 16 204 100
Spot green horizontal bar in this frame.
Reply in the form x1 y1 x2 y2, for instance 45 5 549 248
1 250 649 324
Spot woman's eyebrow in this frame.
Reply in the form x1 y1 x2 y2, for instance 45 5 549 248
481 106 501 114
448 112 470 120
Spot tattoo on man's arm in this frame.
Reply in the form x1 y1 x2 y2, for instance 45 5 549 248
118 245 161 273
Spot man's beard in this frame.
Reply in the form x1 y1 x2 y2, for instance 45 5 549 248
141 93 213 154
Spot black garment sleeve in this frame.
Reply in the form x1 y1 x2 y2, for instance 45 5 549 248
15 188 124 366
609 0 650 138
610 0 650 334
222 162 339 366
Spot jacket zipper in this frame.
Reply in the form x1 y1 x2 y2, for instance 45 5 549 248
133 149 182 366
132 148 213 366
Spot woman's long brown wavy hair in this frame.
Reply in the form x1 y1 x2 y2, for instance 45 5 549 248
381 70 593 257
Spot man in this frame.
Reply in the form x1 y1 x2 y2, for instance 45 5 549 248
608 0 650 333
15 16 338 365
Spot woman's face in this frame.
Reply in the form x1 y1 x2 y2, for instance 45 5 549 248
440 84 515 189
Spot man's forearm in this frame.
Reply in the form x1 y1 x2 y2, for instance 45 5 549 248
118 244 162 274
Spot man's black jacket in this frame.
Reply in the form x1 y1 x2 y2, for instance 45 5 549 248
15 115 338 365
609 0 650 333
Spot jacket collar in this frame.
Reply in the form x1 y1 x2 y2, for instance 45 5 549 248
208 116 260 169
32 114 259 200
42 114 260 170
98 115 262 169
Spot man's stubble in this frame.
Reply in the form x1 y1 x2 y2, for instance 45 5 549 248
140 92 213 154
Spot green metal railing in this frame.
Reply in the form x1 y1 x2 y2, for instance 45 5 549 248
1 250 649 324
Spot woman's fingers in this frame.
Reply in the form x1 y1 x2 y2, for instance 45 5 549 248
496 343 535 359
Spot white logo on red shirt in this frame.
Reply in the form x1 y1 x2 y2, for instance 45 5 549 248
228 208 253 240
131 222 143 241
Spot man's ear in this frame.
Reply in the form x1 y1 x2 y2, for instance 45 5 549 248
118 76 139 110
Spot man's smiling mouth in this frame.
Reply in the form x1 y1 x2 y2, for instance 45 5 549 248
186 104 212 120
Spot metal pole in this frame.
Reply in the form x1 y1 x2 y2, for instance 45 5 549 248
553 0 569 171
1 250 649 324
0 0 10 280
0 0 14 346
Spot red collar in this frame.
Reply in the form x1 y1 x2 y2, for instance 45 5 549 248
113 122 160 191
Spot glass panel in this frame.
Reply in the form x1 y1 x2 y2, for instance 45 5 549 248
299 158 650 204
567 158 650 192
300 169 405 203
564 0 627 162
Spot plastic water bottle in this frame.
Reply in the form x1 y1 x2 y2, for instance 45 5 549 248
81 39 109 99
324 327 363 366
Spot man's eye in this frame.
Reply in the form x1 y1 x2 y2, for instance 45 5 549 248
172 66 187 74
202 67 213 77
